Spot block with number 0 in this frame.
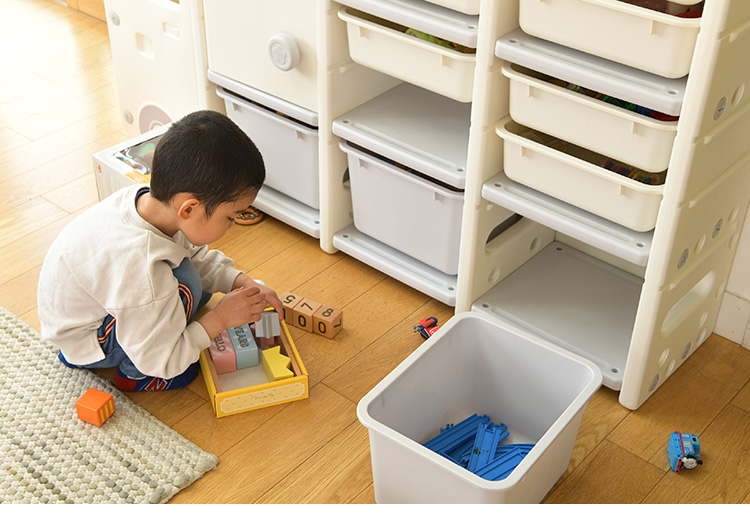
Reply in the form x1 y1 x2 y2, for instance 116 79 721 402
313 305 343 338
293 298 322 332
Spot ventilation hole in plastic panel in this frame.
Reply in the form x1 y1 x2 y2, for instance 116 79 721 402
488 268 500 284
661 272 715 337
716 280 727 299
713 218 723 238
658 348 670 366
667 359 676 377
699 311 708 327
694 234 705 255
677 248 689 269
732 84 745 107
729 206 739 224
649 374 660 392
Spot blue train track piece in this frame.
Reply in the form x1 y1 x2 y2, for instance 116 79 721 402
423 414 491 454
467 423 510 472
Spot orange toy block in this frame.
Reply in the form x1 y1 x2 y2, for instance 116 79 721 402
292 298 322 333
281 292 302 323
75 388 115 426
313 305 343 338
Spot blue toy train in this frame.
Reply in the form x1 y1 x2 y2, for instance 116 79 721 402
668 432 702 473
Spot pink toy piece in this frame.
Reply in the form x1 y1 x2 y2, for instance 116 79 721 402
209 331 237 374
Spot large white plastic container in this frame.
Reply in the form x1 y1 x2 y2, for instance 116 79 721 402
519 0 703 79
496 116 665 232
358 311 602 503
337 4 478 102
425 0 480 15
216 87 320 210
341 140 464 276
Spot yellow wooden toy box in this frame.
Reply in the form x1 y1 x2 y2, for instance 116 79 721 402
198 320 308 417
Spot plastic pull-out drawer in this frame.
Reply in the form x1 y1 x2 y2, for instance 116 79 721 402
337 0 479 102
332 82 471 190
518 0 702 79
340 139 464 276
496 116 664 233
423 0 480 15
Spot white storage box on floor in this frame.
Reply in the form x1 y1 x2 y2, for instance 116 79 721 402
358 311 602 503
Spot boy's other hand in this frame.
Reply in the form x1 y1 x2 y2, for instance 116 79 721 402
231 273 284 320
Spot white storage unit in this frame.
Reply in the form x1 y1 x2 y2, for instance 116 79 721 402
358 312 602 503
194 0 749 417
103 0 223 137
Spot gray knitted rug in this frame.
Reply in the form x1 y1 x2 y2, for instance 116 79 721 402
0 306 218 503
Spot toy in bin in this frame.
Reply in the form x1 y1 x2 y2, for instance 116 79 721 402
413 317 440 339
668 431 702 473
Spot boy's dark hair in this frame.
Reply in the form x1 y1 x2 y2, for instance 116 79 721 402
149 110 265 216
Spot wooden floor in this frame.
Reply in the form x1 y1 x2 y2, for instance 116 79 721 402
2 0 750 504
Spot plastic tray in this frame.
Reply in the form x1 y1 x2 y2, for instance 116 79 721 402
503 62 678 173
332 82 471 189
496 116 665 232
337 6 477 102
518 0 702 79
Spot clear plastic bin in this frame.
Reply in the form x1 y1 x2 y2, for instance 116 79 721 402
357 311 602 503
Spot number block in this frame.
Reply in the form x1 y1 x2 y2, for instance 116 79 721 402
75 388 116 427
293 298 322 332
313 305 343 339
281 292 302 322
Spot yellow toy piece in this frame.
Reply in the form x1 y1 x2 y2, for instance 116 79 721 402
262 345 294 381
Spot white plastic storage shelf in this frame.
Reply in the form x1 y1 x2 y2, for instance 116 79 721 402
330 82 476 305
453 0 750 410
210 71 321 238
336 0 480 102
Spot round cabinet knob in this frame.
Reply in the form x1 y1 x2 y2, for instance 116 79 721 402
268 33 300 72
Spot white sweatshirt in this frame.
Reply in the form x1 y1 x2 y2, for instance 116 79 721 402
37 185 242 379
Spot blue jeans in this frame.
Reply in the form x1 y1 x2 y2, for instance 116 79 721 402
59 257 212 380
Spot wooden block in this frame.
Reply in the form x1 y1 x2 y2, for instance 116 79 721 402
313 305 343 338
262 346 294 381
227 323 259 369
209 331 237 374
281 292 303 323
255 310 281 338
75 388 115 426
258 336 276 350
293 298 322 332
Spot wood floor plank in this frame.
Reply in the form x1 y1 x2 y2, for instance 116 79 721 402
322 299 454 405
607 335 750 469
0 265 41 318
644 404 750 503
169 384 357 504
257 421 374 503
0 196 69 248
731 377 750 413
543 440 665 503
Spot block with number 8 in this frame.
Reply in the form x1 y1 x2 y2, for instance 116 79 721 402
313 305 343 339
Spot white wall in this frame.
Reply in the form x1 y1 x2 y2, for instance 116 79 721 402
715 203 750 349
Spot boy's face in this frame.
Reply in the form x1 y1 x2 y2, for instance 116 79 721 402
182 190 258 246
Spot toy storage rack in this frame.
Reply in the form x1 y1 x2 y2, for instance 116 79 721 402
205 0 750 410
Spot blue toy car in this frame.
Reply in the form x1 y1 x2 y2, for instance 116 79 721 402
668 432 702 473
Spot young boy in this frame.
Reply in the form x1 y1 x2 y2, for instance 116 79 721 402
38 110 283 392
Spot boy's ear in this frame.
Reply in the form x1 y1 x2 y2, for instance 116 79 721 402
174 194 202 220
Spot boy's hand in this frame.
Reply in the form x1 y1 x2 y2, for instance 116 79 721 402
231 273 284 320
197 286 266 339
